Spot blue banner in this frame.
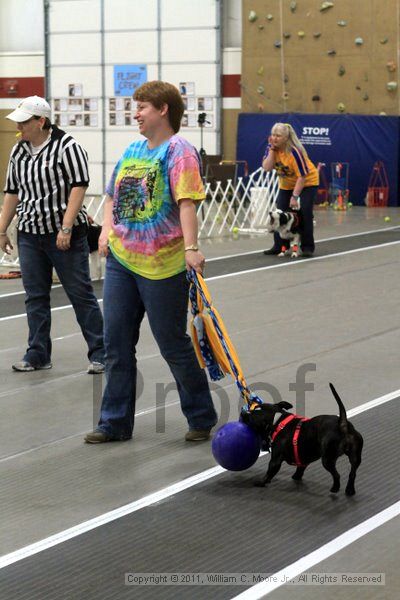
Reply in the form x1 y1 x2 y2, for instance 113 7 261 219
113 64 147 97
237 113 399 206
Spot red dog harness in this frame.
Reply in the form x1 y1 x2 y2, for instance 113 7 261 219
271 414 310 467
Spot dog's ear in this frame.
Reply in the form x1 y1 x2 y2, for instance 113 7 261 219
276 401 293 412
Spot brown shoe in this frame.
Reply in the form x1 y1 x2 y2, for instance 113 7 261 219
84 430 114 444
84 430 131 444
185 429 211 442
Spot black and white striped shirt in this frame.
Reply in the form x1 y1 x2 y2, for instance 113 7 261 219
4 126 89 234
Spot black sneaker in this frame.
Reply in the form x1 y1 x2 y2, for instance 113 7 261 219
301 250 314 258
263 248 280 255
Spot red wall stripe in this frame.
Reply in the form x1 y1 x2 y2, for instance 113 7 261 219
0 77 45 99
222 74 241 98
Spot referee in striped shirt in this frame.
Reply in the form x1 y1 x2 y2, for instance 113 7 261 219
0 96 105 373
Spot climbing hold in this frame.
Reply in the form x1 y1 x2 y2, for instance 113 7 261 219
266 14 273 21
386 61 396 73
257 66 264 75
313 32 322 38
258 24 265 29
257 84 265 94
379 111 387 116
355 37 364 45
338 65 346 76
327 49 337 56
274 40 282 48
312 94 321 101
363 93 369 101
248 10 258 22
283 32 291 39
284 74 289 83
380 37 389 44
387 81 398 91
337 102 346 112
337 20 347 26
298 30 305 38
257 103 265 111
290 1 297 13
320 2 334 11
282 91 290 100
355 85 361 90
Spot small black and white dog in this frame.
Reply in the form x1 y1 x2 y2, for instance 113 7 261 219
266 209 303 258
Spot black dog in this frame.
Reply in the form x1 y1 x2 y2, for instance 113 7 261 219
241 384 363 495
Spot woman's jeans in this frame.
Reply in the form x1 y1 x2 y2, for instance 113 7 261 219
17 226 104 367
272 186 317 253
97 253 218 439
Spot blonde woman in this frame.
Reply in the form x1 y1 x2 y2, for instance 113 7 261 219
262 123 319 257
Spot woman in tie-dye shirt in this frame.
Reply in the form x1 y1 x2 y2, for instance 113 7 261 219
85 81 217 445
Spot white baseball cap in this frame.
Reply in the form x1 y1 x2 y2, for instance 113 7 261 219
6 96 51 123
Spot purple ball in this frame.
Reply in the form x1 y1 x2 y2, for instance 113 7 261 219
212 421 261 471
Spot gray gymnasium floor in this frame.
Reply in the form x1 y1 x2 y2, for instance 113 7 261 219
0 206 399 599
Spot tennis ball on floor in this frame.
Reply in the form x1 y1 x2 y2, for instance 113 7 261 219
348 202 353 207
384 216 391 222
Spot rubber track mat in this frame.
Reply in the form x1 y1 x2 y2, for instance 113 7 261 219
0 227 399 319
1 399 399 599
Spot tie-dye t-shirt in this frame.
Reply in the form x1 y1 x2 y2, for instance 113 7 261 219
106 135 205 280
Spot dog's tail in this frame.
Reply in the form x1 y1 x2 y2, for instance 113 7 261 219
329 383 348 435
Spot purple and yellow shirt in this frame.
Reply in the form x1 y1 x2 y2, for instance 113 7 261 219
106 135 205 280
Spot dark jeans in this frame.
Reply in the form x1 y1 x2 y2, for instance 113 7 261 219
17 226 104 367
272 186 317 253
97 253 218 439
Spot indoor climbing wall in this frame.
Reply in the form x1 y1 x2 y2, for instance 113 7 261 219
242 0 400 115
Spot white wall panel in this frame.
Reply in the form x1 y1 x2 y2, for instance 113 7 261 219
104 0 158 30
50 66 102 96
51 33 101 65
179 131 217 154
105 32 158 64
84 163 103 195
161 0 217 28
105 131 143 163
49 0 100 32
0 0 44 52
0 54 44 77
161 30 216 63
71 131 103 163
46 0 221 193
162 64 218 96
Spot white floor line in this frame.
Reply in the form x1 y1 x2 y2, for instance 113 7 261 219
207 240 400 282
0 466 225 569
0 298 102 323
0 387 398 570
231 501 400 600
1 239 399 323
206 224 400 263
0 225 397 301
0 283 63 300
